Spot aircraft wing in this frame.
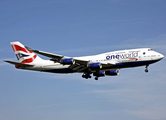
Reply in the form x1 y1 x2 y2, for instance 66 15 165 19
25 47 115 72
26 48 90 66
69 60 115 72
25 46 64 61
74 58 115 66
25 46 88 64
4 60 34 67
33 50 63 61
26 48 115 66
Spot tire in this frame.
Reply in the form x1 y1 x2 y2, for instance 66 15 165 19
145 69 148 73
95 77 98 80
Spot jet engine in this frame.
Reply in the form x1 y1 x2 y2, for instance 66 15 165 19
88 62 102 69
105 69 119 76
60 58 75 65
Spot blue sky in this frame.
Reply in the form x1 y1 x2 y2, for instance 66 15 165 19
0 0 166 120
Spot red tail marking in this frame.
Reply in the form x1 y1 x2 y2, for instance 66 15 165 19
11 44 33 53
11 45 15 51
21 54 37 63
14 44 29 53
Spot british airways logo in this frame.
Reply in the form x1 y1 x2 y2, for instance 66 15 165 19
17 53 29 58
106 52 138 60
16 53 29 60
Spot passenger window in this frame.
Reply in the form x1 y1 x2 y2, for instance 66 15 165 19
151 55 156 57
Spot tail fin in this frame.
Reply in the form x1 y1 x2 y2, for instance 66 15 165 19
10 41 40 64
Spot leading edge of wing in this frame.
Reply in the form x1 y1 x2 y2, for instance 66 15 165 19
4 60 34 67
25 46 64 61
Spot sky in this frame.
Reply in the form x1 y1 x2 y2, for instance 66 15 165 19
0 0 166 120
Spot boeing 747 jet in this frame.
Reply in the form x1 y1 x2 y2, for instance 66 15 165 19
4 41 164 80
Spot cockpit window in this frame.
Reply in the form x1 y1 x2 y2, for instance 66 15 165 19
148 49 153 51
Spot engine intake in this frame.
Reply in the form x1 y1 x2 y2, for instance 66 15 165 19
105 70 119 76
60 58 75 65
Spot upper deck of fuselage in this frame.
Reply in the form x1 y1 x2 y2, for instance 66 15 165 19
105 48 151 54
75 48 152 60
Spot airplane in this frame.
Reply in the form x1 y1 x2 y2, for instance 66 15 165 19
4 41 164 80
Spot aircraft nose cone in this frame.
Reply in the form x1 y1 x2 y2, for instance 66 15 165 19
160 54 164 59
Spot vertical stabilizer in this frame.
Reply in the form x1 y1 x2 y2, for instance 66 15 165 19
10 41 42 64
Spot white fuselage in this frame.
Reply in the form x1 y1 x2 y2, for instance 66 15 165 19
21 48 164 73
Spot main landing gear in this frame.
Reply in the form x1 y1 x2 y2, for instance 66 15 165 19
95 77 98 80
82 74 91 79
82 73 99 80
145 65 149 73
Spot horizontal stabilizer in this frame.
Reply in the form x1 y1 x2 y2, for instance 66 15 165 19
4 60 34 67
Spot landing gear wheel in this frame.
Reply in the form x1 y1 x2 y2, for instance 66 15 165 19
95 77 98 80
145 69 148 73
82 74 91 79
82 74 85 78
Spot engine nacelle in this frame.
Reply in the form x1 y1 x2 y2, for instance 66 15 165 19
88 62 102 69
93 71 105 77
60 58 75 65
105 70 119 76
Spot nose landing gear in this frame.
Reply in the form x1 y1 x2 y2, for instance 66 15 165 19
145 65 149 73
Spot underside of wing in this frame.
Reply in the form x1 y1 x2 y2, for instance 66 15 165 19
74 59 115 66
69 64 88 72
69 59 116 73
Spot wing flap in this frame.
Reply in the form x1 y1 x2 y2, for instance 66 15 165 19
72 65 83 71
69 64 87 72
